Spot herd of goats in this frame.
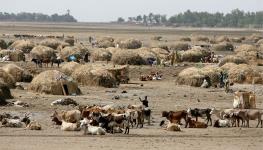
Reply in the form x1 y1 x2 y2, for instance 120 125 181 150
0 96 262 135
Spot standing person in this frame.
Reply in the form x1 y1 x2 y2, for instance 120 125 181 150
219 71 224 88
223 72 229 92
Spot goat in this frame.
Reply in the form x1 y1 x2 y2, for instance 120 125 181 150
51 110 81 125
21 116 41 130
160 120 181 131
161 110 188 127
80 118 106 135
61 120 81 131
213 119 231 128
187 108 213 126
187 118 208 128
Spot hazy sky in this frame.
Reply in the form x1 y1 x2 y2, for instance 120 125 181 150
1 0 262 22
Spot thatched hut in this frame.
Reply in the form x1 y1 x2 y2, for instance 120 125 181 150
136 47 157 64
8 40 35 53
2 64 33 82
0 69 16 88
28 70 81 95
64 38 75 46
111 50 145 65
216 36 230 43
40 38 69 49
60 45 89 61
30 45 56 59
0 81 13 105
0 50 25 61
97 37 115 48
71 65 117 88
0 39 7 49
235 44 258 53
177 65 222 87
178 47 210 62
193 36 210 42
115 38 142 49
169 42 190 51
61 62 82 76
218 55 248 67
91 48 112 61
150 48 170 59
212 42 234 51
179 37 191 42
221 63 262 84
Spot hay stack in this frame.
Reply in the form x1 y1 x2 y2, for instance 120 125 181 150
212 42 234 51
71 65 117 88
0 69 16 88
115 38 142 49
150 48 170 59
216 36 230 43
177 67 205 87
177 65 222 87
179 47 210 62
257 39 263 45
111 50 145 65
151 36 162 41
61 62 82 76
170 43 190 51
2 64 32 82
64 38 75 46
179 37 191 42
247 34 263 43
60 45 89 61
106 47 122 55
0 39 7 49
235 44 258 53
8 40 34 53
40 38 69 49
221 63 262 84
28 70 81 95
219 55 247 66
194 36 210 42
231 37 243 43
0 81 13 105
136 47 157 64
91 48 112 61
0 50 25 61
97 37 115 48
30 45 56 59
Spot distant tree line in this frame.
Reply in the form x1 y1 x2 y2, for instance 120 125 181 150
0 12 77 22
117 9 263 28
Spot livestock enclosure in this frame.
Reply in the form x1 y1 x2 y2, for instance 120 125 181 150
0 22 263 150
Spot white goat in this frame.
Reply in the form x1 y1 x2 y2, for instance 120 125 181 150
61 120 81 131
214 119 231 128
80 118 106 135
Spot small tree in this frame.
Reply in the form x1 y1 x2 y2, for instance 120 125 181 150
117 17 125 23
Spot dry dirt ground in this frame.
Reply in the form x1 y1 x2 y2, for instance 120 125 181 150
0 23 263 150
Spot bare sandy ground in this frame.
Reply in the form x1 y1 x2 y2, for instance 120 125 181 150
0 23 262 150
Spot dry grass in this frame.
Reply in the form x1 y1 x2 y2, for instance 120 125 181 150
179 47 210 62
40 38 69 50
0 68 16 88
216 36 230 43
60 45 89 61
115 38 142 49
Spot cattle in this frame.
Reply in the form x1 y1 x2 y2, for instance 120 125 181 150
187 108 213 126
160 120 181 131
161 110 188 127
213 119 231 128
51 110 81 125
61 120 81 131
187 117 208 128
80 118 106 135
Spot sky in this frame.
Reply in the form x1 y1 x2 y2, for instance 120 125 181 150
0 0 262 22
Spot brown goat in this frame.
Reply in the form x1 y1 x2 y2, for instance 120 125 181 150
162 110 188 127
187 118 208 128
